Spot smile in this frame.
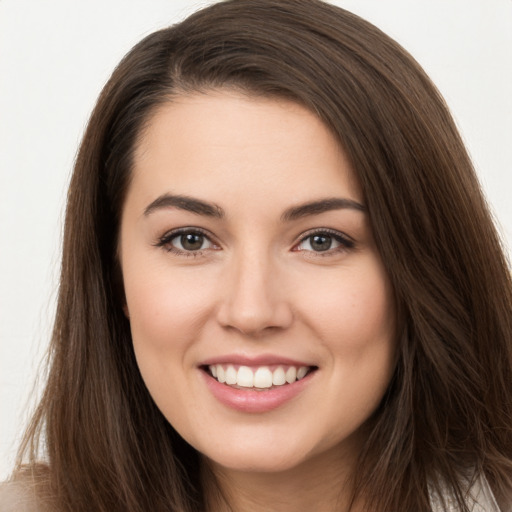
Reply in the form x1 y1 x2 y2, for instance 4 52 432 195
201 363 317 413
207 364 314 389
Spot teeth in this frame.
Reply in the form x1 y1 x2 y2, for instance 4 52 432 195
225 365 237 385
285 366 297 384
217 365 226 383
272 367 286 386
237 366 254 387
297 366 308 380
254 367 273 388
208 364 311 389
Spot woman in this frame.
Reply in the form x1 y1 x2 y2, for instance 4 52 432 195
2 0 511 510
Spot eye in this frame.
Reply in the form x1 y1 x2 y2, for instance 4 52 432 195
155 228 218 254
294 229 354 254
173 232 210 251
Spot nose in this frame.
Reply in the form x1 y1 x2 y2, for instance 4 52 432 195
216 250 293 336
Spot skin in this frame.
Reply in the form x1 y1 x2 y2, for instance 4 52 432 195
119 90 396 511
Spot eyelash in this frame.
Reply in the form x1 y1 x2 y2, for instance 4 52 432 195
154 227 355 257
293 228 355 257
154 227 218 257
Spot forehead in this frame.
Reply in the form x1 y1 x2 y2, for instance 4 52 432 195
128 90 362 214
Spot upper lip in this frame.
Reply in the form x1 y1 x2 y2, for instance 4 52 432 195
200 354 315 367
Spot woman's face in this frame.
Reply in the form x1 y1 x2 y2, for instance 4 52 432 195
120 91 396 474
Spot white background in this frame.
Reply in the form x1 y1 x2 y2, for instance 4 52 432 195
1 0 511 481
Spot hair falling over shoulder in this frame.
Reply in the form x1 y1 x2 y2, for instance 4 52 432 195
13 1 512 511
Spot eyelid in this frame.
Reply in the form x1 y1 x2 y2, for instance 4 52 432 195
154 226 354 257
154 226 220 255
292 228 355 254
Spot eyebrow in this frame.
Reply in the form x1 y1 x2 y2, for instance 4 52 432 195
143 193 365 221
281 197 366 221
144 194 225 218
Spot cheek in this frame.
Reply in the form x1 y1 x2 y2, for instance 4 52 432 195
122 258 217 373
122 264 219 426
297 261 395 348
309 261 396 430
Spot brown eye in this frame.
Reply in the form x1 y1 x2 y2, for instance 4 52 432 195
295 230 354 254
309 234 333 252
179 233 205 251
298 233 339 252
156 229 216 253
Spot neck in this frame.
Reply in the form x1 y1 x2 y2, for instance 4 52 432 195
202 445 366 512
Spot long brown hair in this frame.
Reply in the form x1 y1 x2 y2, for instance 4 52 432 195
16 1 512 510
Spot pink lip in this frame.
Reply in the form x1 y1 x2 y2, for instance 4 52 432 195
200 367 316 414
200 354 313 367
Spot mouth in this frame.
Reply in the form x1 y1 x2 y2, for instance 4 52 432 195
202 364 318 390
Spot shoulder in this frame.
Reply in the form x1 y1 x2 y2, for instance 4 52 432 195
0 480 41 512
0 466 53 512
430 472 508 512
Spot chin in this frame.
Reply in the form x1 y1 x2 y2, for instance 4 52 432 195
207 449 308 474
195 427 334 475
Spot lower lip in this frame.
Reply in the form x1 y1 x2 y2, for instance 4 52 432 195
201 370 314 413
